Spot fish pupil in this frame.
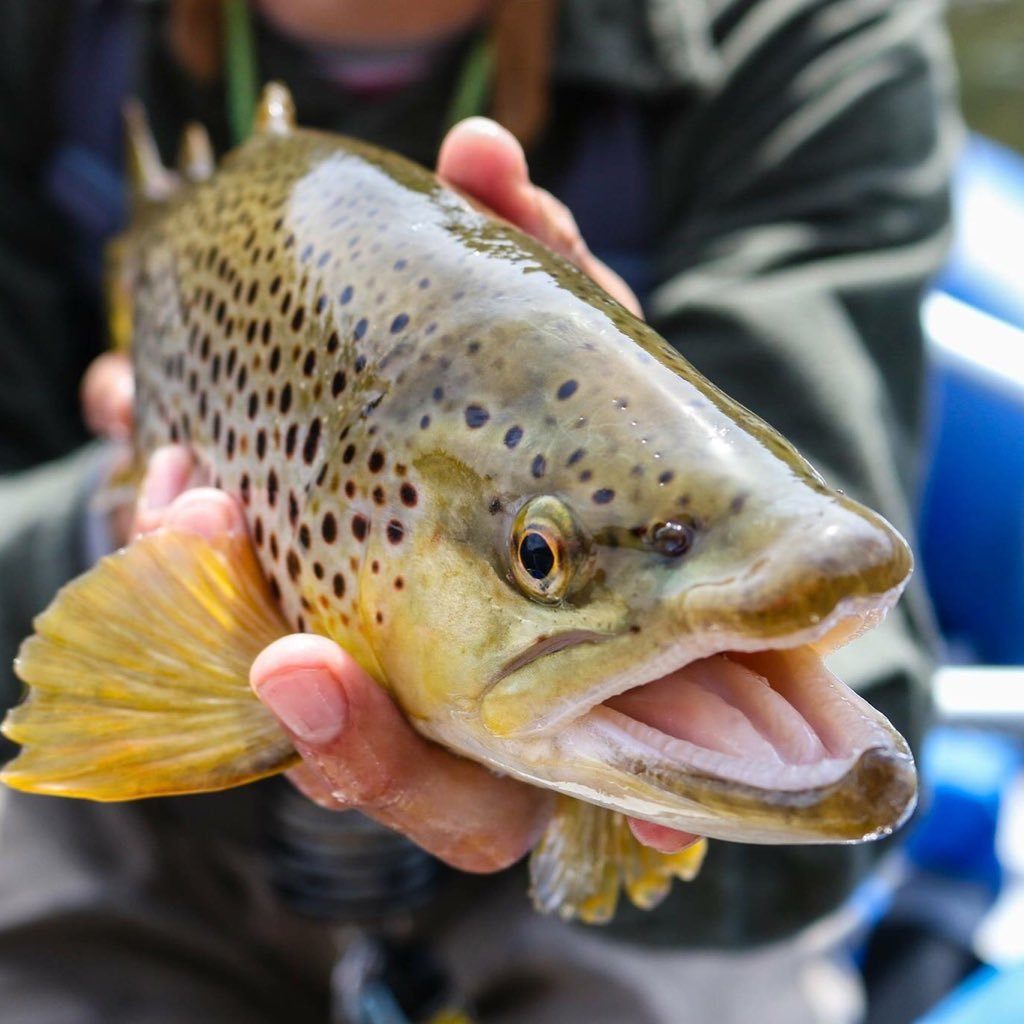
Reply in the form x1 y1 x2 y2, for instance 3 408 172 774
520 532 555 580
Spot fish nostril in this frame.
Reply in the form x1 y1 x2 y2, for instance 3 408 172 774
649 520 694 558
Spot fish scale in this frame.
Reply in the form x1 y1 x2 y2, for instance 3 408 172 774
3 85 919 923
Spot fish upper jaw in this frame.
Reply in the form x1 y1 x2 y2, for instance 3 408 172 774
480 583 905 740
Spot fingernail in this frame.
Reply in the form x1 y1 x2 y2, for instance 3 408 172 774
164 490 235 538
256 669 347 745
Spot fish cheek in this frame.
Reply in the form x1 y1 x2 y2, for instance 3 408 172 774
358 524 527 728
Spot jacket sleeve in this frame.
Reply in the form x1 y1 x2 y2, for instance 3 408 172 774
607 0 957 946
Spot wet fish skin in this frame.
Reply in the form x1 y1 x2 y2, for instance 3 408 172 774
2 86 917 921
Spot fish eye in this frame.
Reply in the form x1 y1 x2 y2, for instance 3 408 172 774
509 496 586 604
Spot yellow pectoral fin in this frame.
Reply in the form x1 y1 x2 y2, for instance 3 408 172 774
529 797 708 925
1 529 299 801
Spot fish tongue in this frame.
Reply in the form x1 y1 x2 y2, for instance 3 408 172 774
605 653 829 766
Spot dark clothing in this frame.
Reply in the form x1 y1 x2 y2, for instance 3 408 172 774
0 0 957 1017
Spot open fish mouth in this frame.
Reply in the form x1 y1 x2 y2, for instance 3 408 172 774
484 591 917 844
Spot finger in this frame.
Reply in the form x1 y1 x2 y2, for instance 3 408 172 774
162 487 248 540
81 352 134 441
627 817 702 854
438 117 642 316
251 634 552 873
132 445 200 535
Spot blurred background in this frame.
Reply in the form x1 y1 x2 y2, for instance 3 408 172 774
863 1 1024 1021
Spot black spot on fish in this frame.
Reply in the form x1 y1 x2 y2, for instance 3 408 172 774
567 448 585 466
343 444 356 464
327 331 340 354
331 371 346 397
531 455 547 479
658 471 675 486
504 426 523 449
256 429 267 459
400 483 418 507
432 386 444 403
593 488 615 504
303 419 321 464
269 347 281 373
386 520 404 544
354 355 367 373
333 573 346 598
315 294 328 315
268 469 279 506
557 380 578 400
339 285 354 305
368 450 385 473
352 515 369 542
291 306 305 332
354 318 368 340
390 313 409 334
288 492 299 527
322 513 337 543
394 259 407 270
303 350 316 376
420 414 430 430
465 405 490 428
285 423 298 457
298 524 311 549
730 493 748 513
286 550 301 581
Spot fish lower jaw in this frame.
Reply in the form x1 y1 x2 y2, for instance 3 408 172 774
539 630 918 843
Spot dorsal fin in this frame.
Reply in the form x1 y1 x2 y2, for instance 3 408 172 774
177 122 215 182
254 81 296 136
123 99 179 203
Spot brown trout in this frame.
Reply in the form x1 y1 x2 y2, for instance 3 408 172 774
2 85 917 923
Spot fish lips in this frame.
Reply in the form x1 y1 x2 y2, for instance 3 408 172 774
478 592 917 844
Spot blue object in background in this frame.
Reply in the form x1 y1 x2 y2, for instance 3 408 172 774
919 134 1024 664
936 135 1024 332
906 728 1020 895
915 965 1024 1024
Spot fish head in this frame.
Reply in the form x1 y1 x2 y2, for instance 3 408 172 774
345 295 917 846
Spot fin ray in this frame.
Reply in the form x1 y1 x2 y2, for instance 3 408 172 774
2 530 298 801
529 797 707 923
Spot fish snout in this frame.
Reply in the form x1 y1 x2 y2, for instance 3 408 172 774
678 499 913 640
